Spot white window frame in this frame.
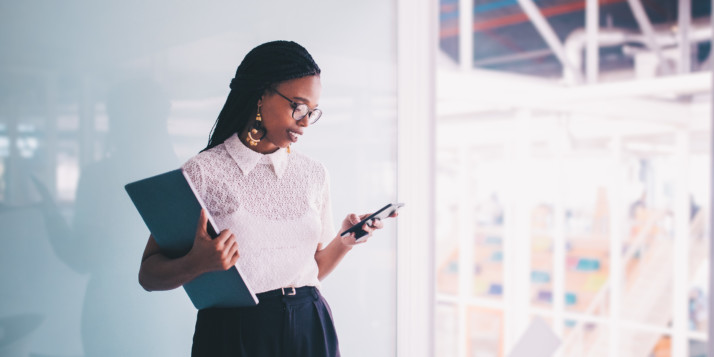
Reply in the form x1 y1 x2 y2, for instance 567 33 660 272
709 17 714 356
396 0 437 356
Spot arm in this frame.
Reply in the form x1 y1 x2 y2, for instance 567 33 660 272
314 213 387 280
138 209 239 291
139 236 204 291
314 237 353 281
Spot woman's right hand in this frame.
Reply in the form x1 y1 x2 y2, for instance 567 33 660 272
187 209 240 274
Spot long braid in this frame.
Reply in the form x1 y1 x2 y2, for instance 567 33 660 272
202 41 321 152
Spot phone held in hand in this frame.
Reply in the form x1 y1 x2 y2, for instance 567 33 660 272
340 202 405 240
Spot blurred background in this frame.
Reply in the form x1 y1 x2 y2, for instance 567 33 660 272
1 0 712 357
434 0 712 356
0 1 397 356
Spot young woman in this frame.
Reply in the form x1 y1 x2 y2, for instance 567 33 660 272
138 41 389 357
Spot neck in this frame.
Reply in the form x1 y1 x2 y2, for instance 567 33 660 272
238 127 280 154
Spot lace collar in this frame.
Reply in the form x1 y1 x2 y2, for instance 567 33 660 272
224 133 289 178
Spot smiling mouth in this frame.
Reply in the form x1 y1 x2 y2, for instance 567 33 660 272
288 130 302 142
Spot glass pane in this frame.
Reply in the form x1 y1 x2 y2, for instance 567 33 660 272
436 150 461 295
436 0 711 353
472 161 506 300
690 338 708 357
560 320 609 356
621 330 670 357
0 2 397 356
467 306 503 357
688 152 710 338
435 302 459 357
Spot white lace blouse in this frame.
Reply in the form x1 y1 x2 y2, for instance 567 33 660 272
182 133 335 294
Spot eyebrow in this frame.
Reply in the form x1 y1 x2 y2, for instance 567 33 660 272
292 96 319 107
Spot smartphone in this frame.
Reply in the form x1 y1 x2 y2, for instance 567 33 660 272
340 202 405 240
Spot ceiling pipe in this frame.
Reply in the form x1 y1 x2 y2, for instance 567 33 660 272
563 17 712 84
678 0 692 74
626 0 671 73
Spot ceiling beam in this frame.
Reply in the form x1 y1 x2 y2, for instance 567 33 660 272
678 0 692 74
439 0 627 38
515 0 585 83
586 0 599 83
459 0 474 70
626 0 672 73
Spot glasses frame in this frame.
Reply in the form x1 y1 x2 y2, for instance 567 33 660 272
271 88 322 124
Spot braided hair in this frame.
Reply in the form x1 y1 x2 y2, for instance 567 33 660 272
202 40 321 152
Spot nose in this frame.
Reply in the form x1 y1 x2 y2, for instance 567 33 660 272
297 116 310 128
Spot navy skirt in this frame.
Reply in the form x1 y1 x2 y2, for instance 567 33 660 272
192 286 340 357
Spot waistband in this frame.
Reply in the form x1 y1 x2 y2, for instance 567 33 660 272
257 286 320 302
198 287 322 313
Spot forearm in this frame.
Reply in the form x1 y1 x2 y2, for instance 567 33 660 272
138 253 204 292
315 236 353 280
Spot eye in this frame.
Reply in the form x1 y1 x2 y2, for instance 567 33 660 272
293 104 309 119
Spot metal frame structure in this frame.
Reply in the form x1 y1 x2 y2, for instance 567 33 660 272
436 0 713 356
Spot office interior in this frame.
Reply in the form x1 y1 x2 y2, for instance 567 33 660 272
0 0 711 357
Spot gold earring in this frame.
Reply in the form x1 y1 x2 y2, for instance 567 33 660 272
287 145 291 154
246 110 263 146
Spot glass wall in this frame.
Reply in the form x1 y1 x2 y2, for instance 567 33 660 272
0 2 397 356
435 0 711 356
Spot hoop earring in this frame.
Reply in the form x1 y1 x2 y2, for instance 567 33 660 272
246 109 266 147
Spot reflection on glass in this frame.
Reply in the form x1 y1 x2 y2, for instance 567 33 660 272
3 1 398 355
32 78 192 356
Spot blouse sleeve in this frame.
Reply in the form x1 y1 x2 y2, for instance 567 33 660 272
318 167 336 247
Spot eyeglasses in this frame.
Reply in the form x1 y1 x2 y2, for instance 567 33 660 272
271 89 322 125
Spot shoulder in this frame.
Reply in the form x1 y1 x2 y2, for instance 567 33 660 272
182 144 230 173
289 151 329 181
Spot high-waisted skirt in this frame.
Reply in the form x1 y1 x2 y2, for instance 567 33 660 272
191 286 340 357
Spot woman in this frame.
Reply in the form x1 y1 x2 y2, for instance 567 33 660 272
138 41 389 357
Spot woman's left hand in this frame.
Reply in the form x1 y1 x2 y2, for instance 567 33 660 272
338 211 398 247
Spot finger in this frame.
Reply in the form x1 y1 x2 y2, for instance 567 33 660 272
389 212 399 218
230 249 240 265
352 235 369 244
227 241 239 258
372 218 384 229
341 233 357 245
195 209 209 237
216 230 234 245
349 213 361 224
364 219 374 228
224 238 238 255
223 248 238 270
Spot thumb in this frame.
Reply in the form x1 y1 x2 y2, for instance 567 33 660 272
349 213 360 224
195 209 209 238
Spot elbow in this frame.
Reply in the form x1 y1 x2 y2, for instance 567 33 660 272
317 267 330 281
137 270 154 292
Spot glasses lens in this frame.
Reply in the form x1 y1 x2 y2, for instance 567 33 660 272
308 109 322 124
292 104 309 121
